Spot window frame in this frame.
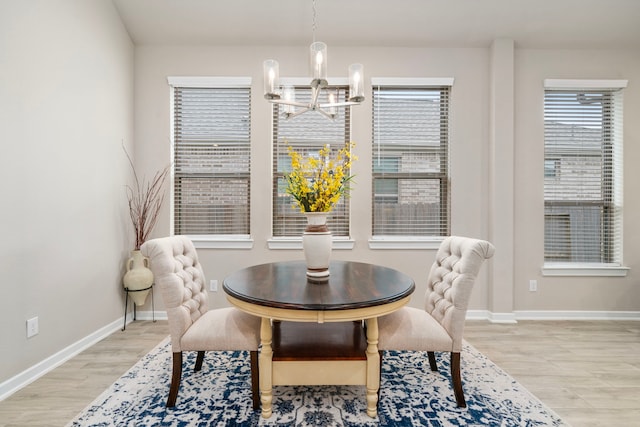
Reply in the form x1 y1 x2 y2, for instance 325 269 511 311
268 78 355 250
168 76 253 249
541 79 628 277
368 77 454 250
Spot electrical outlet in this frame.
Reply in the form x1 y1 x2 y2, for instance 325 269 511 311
27 317 39 338
210 280 218 292
529 280 538 292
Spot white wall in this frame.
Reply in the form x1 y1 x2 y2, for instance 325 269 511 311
135 43 640 318
134 45 490 312
0 0 134 384
513 48 640 312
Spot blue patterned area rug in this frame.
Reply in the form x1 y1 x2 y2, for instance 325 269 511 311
68 337 568 426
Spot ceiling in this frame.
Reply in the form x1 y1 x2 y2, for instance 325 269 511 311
112 0 640 49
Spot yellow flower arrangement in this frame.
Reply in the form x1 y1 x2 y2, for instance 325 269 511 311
284 142 357 213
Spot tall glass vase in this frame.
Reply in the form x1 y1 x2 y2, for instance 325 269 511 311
302 212 332 279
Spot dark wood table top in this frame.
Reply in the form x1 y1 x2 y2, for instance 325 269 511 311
223 260 415 311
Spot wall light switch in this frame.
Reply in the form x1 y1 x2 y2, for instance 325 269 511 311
210 280 218 292
529 280 538 292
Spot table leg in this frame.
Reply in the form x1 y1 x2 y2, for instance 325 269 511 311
259 317 273 418
365 317 380 418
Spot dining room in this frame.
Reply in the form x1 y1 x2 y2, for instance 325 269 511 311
1 1 639 426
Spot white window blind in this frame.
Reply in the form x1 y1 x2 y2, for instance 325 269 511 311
544 83 624 264
272 85 351 237
372 84 450 237
172 85 251 235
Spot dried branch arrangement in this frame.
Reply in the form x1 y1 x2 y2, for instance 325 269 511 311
124 146 170 250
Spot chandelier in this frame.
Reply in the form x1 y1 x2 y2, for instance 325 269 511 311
262 0 364 119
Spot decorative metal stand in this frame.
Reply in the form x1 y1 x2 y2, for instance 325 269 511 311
122 285 155 331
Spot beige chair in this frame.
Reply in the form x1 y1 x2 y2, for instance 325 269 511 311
377 236 495 408
140 235 261 409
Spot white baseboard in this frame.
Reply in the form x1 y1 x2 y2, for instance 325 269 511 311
466 310 518 323
467 309 640 322
512 310 640 320
0 318 122 401
2 308 637 402
130 310 168 321
0 311 167 402
149 308 639 321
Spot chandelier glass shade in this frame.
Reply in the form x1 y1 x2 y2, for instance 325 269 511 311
263 42 364 119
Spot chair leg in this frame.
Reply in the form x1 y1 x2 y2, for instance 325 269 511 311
194 351 205 372
427 351 438 371
167 352 183 407
450 352 466 408
250 350 260 410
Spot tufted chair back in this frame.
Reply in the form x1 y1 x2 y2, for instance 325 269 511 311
141 235 210 352
424 236 495 352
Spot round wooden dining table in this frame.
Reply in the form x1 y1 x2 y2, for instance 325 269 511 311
223 260 415 419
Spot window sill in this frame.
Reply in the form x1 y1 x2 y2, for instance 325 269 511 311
542 263 629 277
188 235 254 250
268 237 355 250
368 237 444 250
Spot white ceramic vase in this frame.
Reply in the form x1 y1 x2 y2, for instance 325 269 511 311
302 212 332 278
123 250 153 306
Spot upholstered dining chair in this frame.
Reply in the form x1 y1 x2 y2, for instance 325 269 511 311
140 235 261 409
377 236 495 408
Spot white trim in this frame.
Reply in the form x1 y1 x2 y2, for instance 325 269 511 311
169 85 176 236
466 310 640 322
368 236 444 250
189 235 254 250
0 318 124 401
167 76 251 87
543 78 628 90
268 237 355 250
132 310 168 321
371 77 455 87
4 307 637 403
513 310 640 321
467 310 518 323
487 312 518 324
542 263 629 277
466 310 493 321
0 313 171 402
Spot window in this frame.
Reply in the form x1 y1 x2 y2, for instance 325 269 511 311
272 83 352 238
544 159 560 179
543 79 626 267
169 77 251 239
371 79 451 241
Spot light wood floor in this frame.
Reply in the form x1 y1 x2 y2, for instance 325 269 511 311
0 321 169 427
0 319 638 426
465 320 640 427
